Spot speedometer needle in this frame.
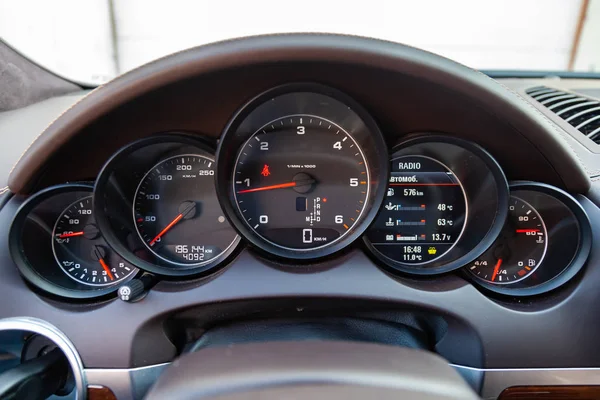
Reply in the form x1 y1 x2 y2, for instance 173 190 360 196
237 178 315 194
491 258 503 282
149 213 183 246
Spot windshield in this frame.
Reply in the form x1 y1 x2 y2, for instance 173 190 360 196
0 0 598 85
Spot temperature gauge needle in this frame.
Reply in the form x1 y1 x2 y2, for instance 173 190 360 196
98 258 114 280
58 231 84 238
491 258 503 282
149 213 183 246
516 229 539 233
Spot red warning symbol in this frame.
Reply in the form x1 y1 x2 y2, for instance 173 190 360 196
261 164 271 177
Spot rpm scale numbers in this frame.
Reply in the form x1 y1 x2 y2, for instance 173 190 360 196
233 115 370 251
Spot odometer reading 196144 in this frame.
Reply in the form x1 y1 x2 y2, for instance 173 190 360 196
366 155 467 265
233 115 370 251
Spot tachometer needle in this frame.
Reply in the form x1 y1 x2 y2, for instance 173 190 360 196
98 258 114 280
516 229 539 233
149 213 183 246
58 231 84 238
491 258 503 282
237 179 315 194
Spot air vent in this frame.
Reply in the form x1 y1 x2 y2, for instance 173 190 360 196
526 86 600 144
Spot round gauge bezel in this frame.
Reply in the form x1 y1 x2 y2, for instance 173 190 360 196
9 183 139 300
364 135 510 275
94 133 242 277
215 83 389 260
466 182 592 297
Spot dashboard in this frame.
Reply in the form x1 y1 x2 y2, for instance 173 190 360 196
1 34 600 399
7 84 591 301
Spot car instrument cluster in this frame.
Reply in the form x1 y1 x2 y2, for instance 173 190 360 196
8 83 592 300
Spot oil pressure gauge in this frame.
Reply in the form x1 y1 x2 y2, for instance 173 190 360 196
469 196 547 284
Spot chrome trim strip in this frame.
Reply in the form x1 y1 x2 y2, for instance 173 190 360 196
0 317 86 399
548 97 588 110
576 115 600 130
556 101 598 116
587 126 600 139
565 106 600 123
540 94 576 105
528 88 558 97
533 91 566 102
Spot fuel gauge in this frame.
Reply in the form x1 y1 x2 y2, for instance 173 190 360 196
469 196 547 284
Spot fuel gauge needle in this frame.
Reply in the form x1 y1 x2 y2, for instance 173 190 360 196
491 258 503 282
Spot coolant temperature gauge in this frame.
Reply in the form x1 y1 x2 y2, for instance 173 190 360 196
469 196 548 284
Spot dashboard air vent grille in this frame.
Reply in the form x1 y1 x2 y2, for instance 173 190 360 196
526 86 600 143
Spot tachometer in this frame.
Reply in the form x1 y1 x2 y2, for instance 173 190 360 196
216 84 389 259
233 115 369 251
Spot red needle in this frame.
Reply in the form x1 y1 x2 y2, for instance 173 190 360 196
149 213 183 246
237 181 297 194
58 231 84 238
516 229 539 233
491 258 503 282
98 258 114 280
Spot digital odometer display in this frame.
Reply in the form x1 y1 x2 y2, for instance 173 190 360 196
367 155 467 265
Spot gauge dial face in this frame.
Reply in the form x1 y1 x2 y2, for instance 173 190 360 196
52 197 136 286
232 115 370 251
366 155 467 265
134 154 239 266
469 196 548 284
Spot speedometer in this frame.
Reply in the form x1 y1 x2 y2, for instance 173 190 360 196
134 154 238 267
216 84 389 259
